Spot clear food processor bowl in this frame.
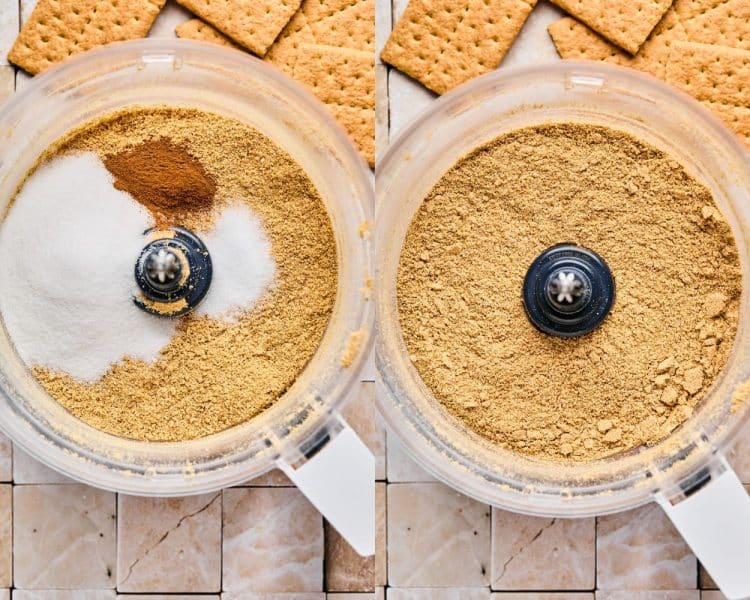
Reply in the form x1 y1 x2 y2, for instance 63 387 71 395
0 39 374 553
375 62 750 595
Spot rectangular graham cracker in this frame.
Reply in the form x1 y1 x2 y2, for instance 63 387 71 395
175 18 242 49
8 0 166 75
547 16 671 78
265 0 374 75
293 44 374 165
548 0 750 80
549 0 674 54
380 0 537 95
175 0 302 56
666 41 750 147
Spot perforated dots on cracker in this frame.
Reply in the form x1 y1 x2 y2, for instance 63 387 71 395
175 18 242 49
547 16 671 78
265 0 374 74
549 0 674 54
175 0 302 56
8 0 166 75
548 0 750 80
293 44 375 165
666 41 750 147
679 0 750 51
381 0 537 95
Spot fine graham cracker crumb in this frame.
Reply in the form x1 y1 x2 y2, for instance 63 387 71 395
397 123 740 461
29 107 337 441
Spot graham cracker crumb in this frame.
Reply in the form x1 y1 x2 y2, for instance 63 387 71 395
30 107 337 441
397 123 741 461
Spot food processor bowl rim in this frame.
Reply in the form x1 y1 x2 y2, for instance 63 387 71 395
0 39 375 495
374 60 750 516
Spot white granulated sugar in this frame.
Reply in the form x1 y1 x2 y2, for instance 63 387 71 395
196 203 276 319
0 152 176 382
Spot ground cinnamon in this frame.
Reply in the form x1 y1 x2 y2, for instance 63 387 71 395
104 137 217 228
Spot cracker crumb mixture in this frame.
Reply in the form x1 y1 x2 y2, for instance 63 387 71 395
31 107 337 441
397 123 741 461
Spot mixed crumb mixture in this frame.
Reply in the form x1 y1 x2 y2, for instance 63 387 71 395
397 123 741 461
1 107 337 441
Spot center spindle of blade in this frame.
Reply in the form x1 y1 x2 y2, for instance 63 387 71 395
144 247 183 292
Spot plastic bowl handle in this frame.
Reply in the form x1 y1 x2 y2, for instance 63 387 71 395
657 456 750 599
278 417 375 556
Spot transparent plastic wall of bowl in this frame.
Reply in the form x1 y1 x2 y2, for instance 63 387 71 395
375 63 750 593
0 40 375 555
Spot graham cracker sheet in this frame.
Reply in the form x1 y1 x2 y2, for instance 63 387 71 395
666 41 750 146
549 0 674 54
549 0 750 79
175 18 241 48
293 43 375 166
8 0 166 75
380 0 537 95
265 0 374 75
175 0 302 56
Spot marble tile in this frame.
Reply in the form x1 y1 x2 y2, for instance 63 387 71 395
13 592 115 600
325 519 374 592
13 446 73 484
596 593 700 600
0 0 18 64
0 435 11 482
700 592 726 600
118 596 218 600
343 381 385 481
223 487 324 592
116 493 222 593
13 590 117 600
14 69 32 92
597 504 697 590
147 0 192 37
698 563 717 589
491 511 595 590
387 71 436 138
14 484 116 589
387 482 491 587
242 469 293 487
492 595 593 600
375 482 386 586
375 64 389 165
327 595 376 599
500 1 564 69
385 431 435 483
0 486 10 588
20 0 38 23
389 589 490 600
0 66 13 104
725 423 750 484
374 0 390 62
362 347 377 382
222 594 325 599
